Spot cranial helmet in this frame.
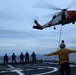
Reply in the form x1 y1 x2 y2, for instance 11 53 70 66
60 43 66 48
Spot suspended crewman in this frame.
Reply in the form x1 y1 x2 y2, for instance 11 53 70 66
44 40 76 75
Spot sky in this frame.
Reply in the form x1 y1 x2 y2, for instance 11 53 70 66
0 0 76 56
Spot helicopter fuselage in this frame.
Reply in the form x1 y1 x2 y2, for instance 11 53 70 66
51 10 76 25
33 10 76 30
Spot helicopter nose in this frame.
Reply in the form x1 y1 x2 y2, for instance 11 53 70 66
34 20 37 23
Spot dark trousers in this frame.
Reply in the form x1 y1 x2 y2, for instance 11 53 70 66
25 58 29 63
60 62 71 75
20 58 24 63
4 60 8 64
32 58 36 63
12 59 16 63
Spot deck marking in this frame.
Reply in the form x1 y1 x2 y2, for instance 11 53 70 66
0 63 76 75
70 65 76 67
7 64 25 75
37 68 45 70
25 69 34 71
0 71 9 73
33 66 58 75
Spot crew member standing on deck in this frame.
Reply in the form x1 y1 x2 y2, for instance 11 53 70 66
31 52 36 63
3 54 9 64
20 52 24 63
25 52 29 63
44 40 76 75
12 53 16 64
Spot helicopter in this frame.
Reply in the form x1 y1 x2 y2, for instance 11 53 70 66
33 0 76 30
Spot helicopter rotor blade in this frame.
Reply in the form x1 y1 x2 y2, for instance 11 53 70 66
66 0 76 9
43 11 61 18
34 0 62 10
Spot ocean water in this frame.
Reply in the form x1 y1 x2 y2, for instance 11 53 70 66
0 53 76 64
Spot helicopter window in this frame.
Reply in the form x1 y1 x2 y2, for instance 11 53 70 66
72 10 75 13
73 10 75 12
52 15 56 19
61 11 66 19
62 11 65 15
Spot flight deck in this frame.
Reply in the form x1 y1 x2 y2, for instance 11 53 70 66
0 62 76 75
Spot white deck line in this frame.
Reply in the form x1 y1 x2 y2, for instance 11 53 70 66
33 66 58 75
7 64 25 75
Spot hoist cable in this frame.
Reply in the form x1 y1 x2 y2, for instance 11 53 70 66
54 25 63 60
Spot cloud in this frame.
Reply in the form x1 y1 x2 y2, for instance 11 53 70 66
0 43 16 47
0 29 37 39
0 29 54 39
0 11 21 22
0 0 76 55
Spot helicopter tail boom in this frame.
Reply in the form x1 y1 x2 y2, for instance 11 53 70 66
33 20 43 30
33 20 52 30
